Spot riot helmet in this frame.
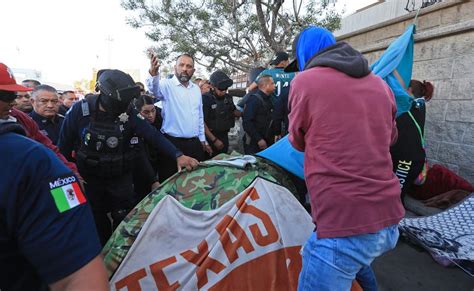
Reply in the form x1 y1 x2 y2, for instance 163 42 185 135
96 69 141 115
209 70 233 91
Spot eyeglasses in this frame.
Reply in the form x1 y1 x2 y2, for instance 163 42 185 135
38 99 59 105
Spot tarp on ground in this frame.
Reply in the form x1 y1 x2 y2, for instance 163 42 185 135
371 24 416 117
110 178 314 290
399 194 474 276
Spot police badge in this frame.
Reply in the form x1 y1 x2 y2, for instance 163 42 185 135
84 132 91 146
119 112 129 123
106 136 119 148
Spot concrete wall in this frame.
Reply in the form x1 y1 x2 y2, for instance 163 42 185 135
337 0 474 184
335 0 421 37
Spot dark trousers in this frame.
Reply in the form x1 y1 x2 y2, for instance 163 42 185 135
244 142 260 155
133 149 155 202
159 134 205 182
243 135 273 155
210 130 229 157
83 172 135 245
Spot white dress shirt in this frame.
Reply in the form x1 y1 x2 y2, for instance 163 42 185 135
146 74 205 142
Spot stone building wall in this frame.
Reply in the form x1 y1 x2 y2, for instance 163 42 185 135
337 0 474 184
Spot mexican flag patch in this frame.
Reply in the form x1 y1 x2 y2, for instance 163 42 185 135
49 175 86 213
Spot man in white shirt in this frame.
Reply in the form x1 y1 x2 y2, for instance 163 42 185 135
147 53 210 180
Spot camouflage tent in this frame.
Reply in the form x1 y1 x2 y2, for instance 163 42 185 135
102 154 299 277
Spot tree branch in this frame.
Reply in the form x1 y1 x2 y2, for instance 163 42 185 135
254 0 275 51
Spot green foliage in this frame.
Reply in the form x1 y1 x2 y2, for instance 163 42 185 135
121 0 341 73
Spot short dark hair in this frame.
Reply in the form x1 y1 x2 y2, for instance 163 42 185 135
257 75 273 88
22 79 41 87
133 94 155 111
176 54 195 65
32 84 57 98
62 90 75 95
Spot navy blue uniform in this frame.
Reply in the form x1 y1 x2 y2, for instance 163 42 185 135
58 104 70 116
29 110 64 145
0 132 101 291
59 97 180 162
272 92 289 136
242 90 274 154
133 109 163 198
58 96 181 244
256 67 295 105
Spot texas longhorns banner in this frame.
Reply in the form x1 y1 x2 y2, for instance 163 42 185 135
110 178 315 290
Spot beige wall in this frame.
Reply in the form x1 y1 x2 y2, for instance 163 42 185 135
338 1 474 183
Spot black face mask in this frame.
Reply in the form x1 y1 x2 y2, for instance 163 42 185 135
116 86 140 109
99 95 134 116
99 86 140 116
99 95 121 116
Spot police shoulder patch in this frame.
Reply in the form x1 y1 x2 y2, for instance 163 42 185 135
48 175 86 213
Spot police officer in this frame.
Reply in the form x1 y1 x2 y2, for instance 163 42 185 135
0 63 109 291
203 70 241 156
58 90 79 115
246 52 296 139
29 84 64 145
242 75 276 154
58 69 198 244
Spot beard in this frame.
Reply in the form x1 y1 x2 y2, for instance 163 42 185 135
176 72 191 83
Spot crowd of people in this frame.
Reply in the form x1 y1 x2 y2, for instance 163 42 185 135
0 47 300 289
1 24 468 291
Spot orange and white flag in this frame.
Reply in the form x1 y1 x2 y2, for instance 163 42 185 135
110 178 315 291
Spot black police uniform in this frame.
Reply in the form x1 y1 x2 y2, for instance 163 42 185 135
272 92 289 136
133 109 163 198
58 95 180 245
242 89 274 154
390 99 427 197
202 91 236 156
29 110 64 145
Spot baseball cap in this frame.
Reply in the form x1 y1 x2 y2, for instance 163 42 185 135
0 63 32 92
270 51 289 66
209 70 233 91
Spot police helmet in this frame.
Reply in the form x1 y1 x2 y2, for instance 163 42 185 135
96 69 141 114
209 70 233 91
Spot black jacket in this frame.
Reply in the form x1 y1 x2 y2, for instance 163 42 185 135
243 90 273 143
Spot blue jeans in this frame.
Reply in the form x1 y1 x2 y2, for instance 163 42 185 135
298 225 399 291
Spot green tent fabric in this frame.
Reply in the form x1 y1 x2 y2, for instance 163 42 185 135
102 154 299 277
